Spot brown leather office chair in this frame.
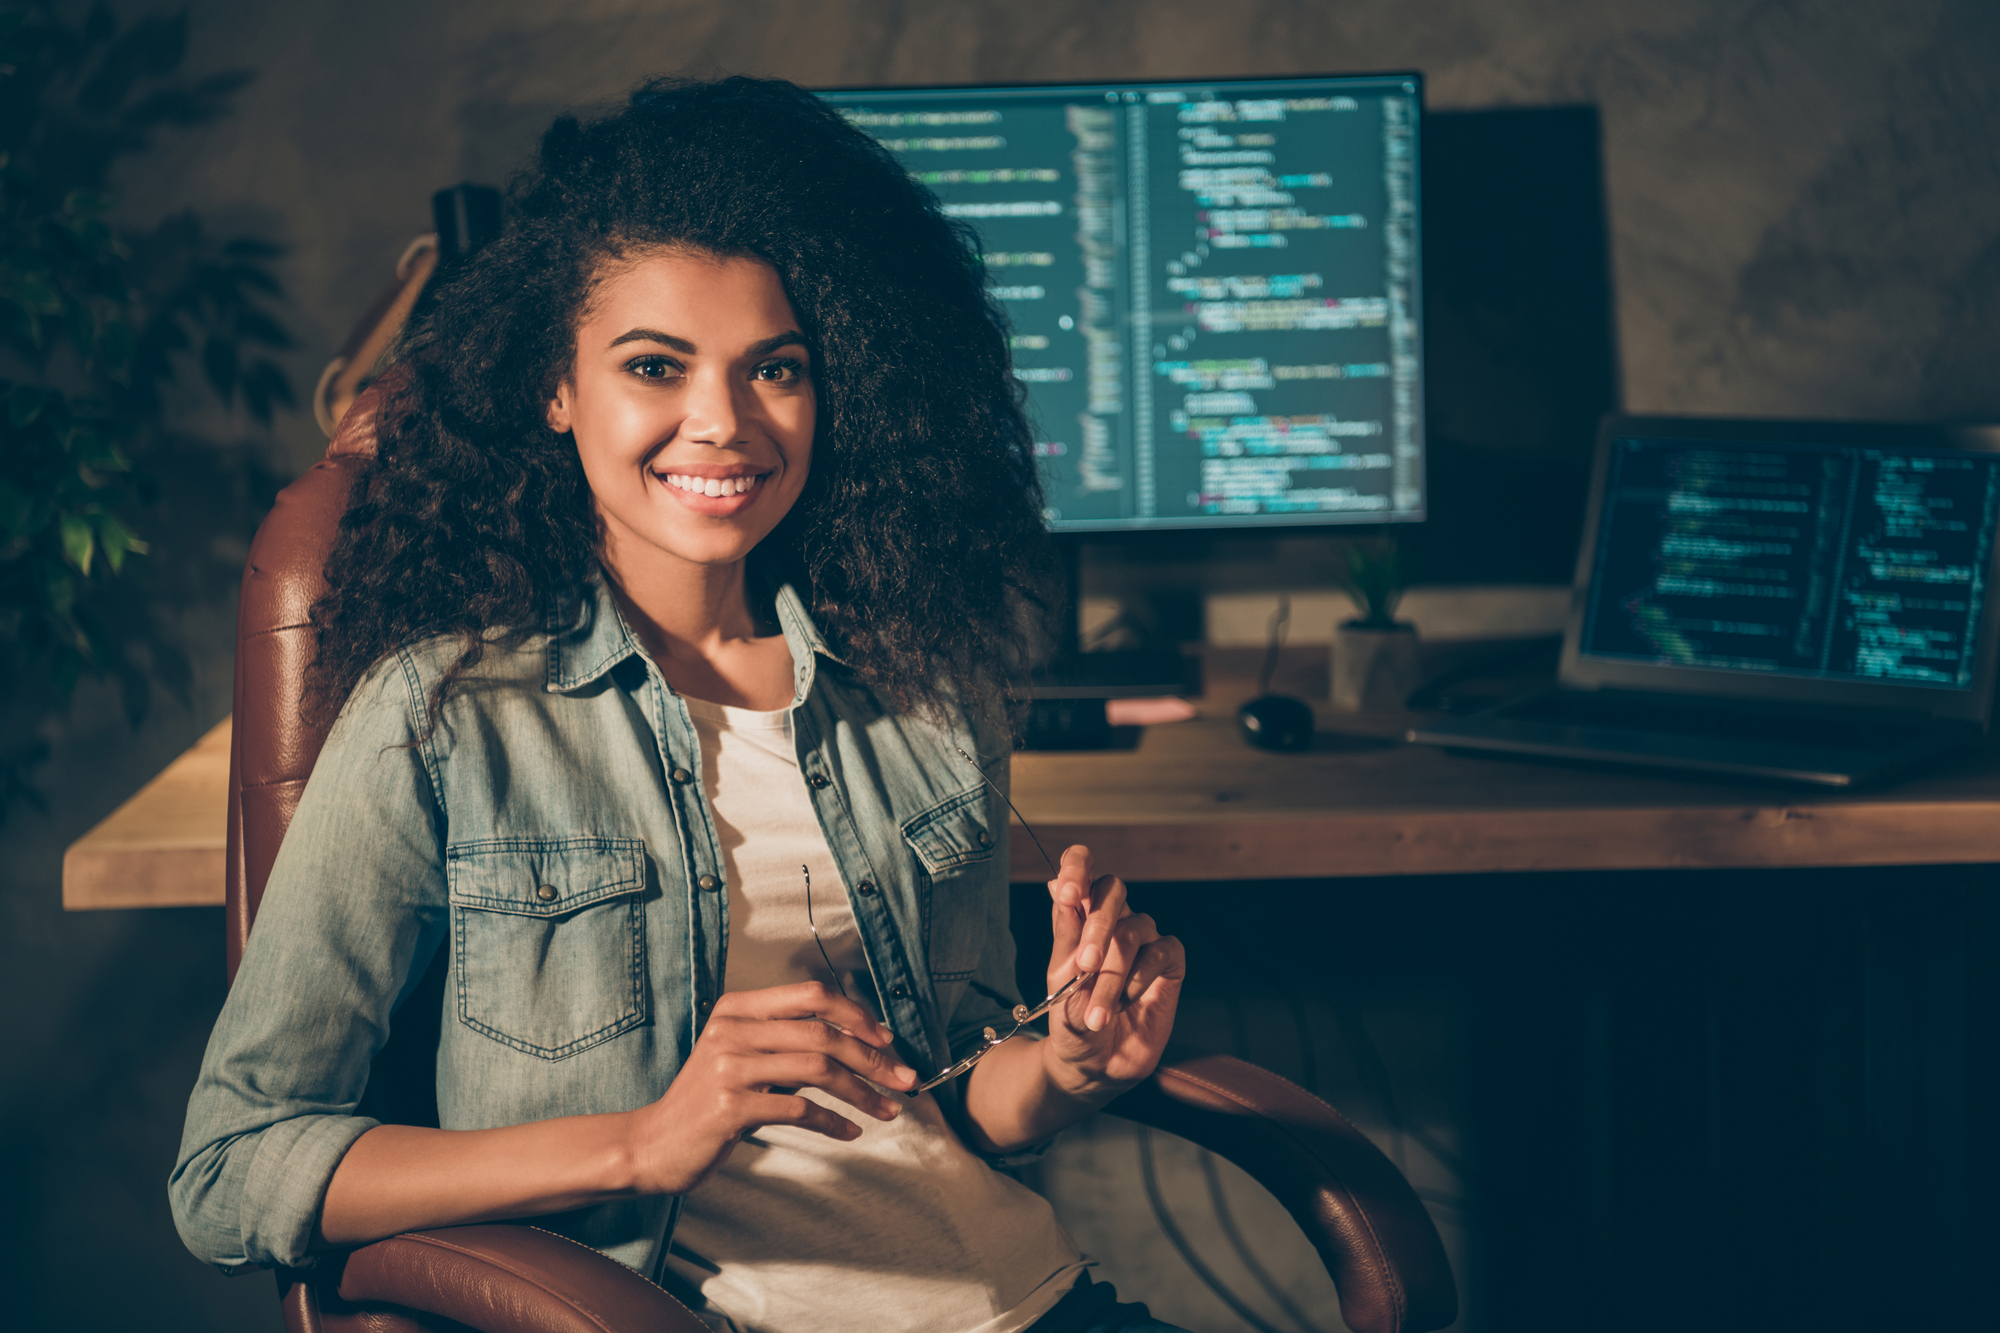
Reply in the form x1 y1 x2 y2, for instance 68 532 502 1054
225 378 1459 1333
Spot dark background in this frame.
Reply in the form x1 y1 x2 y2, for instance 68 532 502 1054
3 1 1997 1328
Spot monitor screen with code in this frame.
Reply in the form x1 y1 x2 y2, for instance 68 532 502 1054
819 74 1426 532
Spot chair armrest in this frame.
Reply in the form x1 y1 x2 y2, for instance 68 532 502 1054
1101 1051 1457 1333
288 1224 709 1333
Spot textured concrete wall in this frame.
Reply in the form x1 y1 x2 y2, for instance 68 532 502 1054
2 2 1994 1328
123 0 1999 485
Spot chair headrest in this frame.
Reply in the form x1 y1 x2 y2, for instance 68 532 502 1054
325 365 411 460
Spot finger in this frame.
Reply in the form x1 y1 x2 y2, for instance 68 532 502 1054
1084 912 1156 1030
1074 873 1129 975
1050 894 1084 986
748 1089 865 1142
741 1018 919 1091
748 1053 904 1122
1049 844 1095 911
1123 934 1185 1004
710 982 895 1047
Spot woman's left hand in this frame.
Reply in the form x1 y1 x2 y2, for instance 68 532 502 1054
1040 844 1185 1096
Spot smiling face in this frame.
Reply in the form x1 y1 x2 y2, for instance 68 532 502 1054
548 248 815 590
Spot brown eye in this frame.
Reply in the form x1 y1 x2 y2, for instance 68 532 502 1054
754 358 805 383
626 356 681 381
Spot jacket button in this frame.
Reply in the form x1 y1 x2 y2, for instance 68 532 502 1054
536 884 557 902
671 767 693 784
697 874 719 891
890 984 909 1000
808 773 830 789
857 880 876 896
976 829 991 847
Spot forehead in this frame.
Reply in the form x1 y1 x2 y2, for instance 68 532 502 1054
580 248 798 340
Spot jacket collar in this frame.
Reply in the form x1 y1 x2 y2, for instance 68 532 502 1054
546 574 839 702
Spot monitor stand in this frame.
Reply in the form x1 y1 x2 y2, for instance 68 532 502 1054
1017 541 1202 750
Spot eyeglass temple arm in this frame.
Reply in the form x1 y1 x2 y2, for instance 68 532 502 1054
956 746 1056 876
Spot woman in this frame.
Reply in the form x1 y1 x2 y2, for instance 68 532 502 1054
172 76 1188 1333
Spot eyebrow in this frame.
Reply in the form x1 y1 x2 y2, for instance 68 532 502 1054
607 328 809 357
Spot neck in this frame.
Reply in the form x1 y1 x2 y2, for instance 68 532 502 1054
603 557 765 661
596 526 797 710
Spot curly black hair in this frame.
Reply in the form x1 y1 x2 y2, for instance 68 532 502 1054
307 76 1057 725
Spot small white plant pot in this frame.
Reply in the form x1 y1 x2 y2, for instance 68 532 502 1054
1330 620 1420 712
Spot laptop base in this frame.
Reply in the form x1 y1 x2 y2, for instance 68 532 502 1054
1407 688 1976 788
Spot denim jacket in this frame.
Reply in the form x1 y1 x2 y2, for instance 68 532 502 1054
170 578 1027 1279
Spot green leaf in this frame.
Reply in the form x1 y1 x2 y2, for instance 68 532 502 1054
8 269 63 313
65 294 96 362
60 513 94 575
92 512 147 572
137 10 189 78
43 566 76 623
62 188 115 217
1338 539 1406 628
79 11 188 111
0 478 26 538
52 651 83 700
97 315 134 376
240 358 294 423
222 236 284 259
201 336 237 403
234 307 292 349
224 264 283 297
65 423 109 464
7 385 41 429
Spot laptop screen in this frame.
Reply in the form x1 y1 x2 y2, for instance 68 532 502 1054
1579 435 2000 691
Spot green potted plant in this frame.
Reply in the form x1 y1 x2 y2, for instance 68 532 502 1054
1 2 293 818
1330 537 1418 710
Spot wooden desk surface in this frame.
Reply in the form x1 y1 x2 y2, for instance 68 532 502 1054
62 648 2000 909
62 716 230 910
1011 647 2000 879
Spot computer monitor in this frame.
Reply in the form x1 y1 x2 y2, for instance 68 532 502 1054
818 73 1426 534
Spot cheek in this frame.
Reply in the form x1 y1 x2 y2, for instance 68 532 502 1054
782 393 817 469
574 393 680 471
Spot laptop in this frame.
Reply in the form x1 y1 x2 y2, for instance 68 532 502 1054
1406 415 2000 786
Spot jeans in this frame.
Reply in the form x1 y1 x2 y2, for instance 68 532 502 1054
1025 1273 1192 1333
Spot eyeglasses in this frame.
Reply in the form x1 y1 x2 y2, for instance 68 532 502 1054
802 745 1090 1097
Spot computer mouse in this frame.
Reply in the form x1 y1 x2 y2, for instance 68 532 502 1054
1237 694 1315 752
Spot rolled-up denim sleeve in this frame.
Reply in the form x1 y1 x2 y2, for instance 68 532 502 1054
170 654 447 1272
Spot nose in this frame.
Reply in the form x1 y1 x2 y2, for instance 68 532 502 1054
680 365 748 447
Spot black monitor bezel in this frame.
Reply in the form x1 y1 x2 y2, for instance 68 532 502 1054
1562 414 2000 724
812 70 1429 537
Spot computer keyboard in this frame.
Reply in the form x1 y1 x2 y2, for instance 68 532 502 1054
1494 691 1933 752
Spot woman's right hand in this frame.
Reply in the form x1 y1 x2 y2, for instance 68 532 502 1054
624 981 919 1195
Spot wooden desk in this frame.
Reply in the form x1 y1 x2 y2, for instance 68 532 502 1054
62 716 230 910
61 648 2000 909
1010 647 2000 881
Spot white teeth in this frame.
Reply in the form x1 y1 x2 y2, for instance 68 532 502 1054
661 472 761 496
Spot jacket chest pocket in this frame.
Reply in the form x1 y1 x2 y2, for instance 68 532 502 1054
902 788 996 983
446 837 649 1060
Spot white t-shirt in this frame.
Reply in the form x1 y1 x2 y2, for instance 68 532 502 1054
664 696 1087 1333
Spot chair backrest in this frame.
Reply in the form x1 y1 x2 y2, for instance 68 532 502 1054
226 377 398 979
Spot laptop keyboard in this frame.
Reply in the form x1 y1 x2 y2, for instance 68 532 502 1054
1494 691 1934 753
